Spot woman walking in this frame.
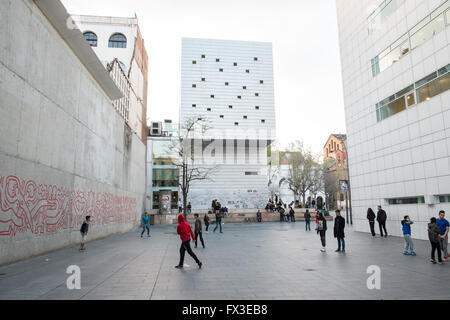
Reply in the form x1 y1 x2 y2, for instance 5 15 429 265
316 212 328 252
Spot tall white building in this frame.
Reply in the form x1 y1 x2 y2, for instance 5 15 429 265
71 15 149 143
181 38 276 210
336 0 450 240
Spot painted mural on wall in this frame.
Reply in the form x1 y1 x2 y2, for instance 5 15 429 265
188 189 268 210
0 175 137 237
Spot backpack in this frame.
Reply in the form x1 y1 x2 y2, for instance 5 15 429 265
317 220 324 231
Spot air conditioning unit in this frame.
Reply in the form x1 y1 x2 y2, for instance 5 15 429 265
150 122 162 136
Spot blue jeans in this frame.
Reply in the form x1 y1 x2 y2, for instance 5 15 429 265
337 237 345 250
305 220 311 231
214 221 222 232
404 234 414 252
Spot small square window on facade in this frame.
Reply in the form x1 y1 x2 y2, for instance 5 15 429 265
261 119 266 123
192 84 196 88
260 80 264 84
225 82 229 86
237 96 242 99
255 93 259 97
220 115 224 118
216 58 220 62
254 57 258 61
192 61 196 64
211 95 215 98
255 106 260 110
243 116 248 119
207 108 211 111
246 70 250 73
219 68 223 72
192 104 196 107
235 122 239 126
198 117 202 121
234 62 238 66
201 78 205 82
201 54 206 58
243 86 247 90
229 105 233 109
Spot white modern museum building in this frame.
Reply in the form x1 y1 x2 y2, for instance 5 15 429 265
336 0 450 239
180 38 276 210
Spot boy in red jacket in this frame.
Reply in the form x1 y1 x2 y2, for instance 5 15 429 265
175 214 203 269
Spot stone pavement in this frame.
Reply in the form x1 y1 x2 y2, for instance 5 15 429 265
0 221 449 300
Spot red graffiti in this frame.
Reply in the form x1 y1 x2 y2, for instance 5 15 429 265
0 175 137 237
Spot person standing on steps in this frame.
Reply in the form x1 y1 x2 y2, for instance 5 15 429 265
428 217 443 264
194 214 205 248
401 215 416 256
377 205 388 237
334 210 346 253
79 216 92 251
213 210 223 233
175 214 202 269
316 212 328 252
204 213 210 232
367 208 376 237
141 212 150 238
289 206 296 222
257 210 262 223
304 210 311 231
437 210 449 262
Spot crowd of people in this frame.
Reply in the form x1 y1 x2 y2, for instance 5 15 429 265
77 199 449 269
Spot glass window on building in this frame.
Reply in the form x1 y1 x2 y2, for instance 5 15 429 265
417 73 450 103
388 197 425 205
410 13 446 50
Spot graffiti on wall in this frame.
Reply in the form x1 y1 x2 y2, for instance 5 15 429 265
0 175 137 237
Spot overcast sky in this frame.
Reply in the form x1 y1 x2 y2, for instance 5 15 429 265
62 0 346 154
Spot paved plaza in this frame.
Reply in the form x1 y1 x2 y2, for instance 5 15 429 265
0 221 449 300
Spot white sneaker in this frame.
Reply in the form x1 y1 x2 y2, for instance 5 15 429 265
320 247 326 252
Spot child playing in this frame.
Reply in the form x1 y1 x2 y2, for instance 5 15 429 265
401 215 416 256
79 216 91 251
175 214 202 269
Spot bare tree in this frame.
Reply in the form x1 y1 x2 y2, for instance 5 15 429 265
309 162 324 202
169 117 217 217
285 141 317 205
323 158 339 210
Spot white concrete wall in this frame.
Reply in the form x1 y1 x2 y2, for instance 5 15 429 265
336 0 450 240
0 0 146 265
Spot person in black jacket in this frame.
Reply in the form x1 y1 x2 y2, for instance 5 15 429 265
289 206 295 222
334 210 346 252
79 216 92 251
377 205 388 237
367 208 376 237
304 210 311 231
204 213 210 232
194 214 205 248
213 211 223 233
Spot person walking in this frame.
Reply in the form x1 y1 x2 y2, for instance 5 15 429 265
178 199 183 214
367 208 376 237
187 202 192 215
79 216 92 251
316 212 328 252
204 213 210 232
289 206 295 222
141 212 150 238
257 210 262 223
437 210 449 262
304 210 311 231
428 217 443 264
175 214 202 269
334 210 346 253
376 205 388 237
213 210 223 233
401 215 416 256
194 214 205 248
